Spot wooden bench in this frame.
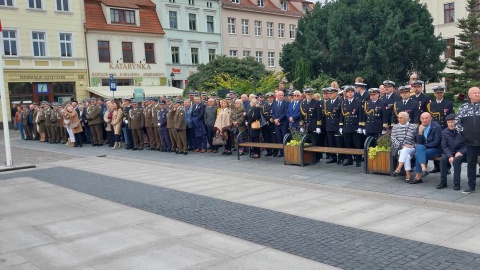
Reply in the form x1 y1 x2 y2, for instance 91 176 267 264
237 132 285 160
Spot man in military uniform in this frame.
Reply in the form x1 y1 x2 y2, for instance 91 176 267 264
151 99 162 151
363 88 388 138
87 98 103 146
22 105 32 140
391 86 421 126
300 88 322 161
44 103 52 143
174 100 188 155
143 98 155 150
30 103 39 140
128 101 145 150
355 82 370 103
427 85 455 174
157 100 170 152
325 87 345 164
192 96 207 152
201 92 208 104
411 80 431 113
257 93 265 106
50 103 60 144
321 88 330 159
122 98 133 149
262 92 277 156
166 97 177 152
381 80 401 128
340 86 364 167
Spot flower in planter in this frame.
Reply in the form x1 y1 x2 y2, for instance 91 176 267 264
287 127 308 146
368 132 391 159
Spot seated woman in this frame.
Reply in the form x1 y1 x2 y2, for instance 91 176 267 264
391 111 417 182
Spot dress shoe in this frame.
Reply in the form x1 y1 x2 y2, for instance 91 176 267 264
429 167 440 173
326 159 337 164
356 161 361 167
183 151 188 155
421 170 429 177
337 159 344 165
454 184 461 190
193 149 200 152
409 179 423 184
212 150 218 153
342 161 353 166
201 149 206 153
436 182 448 189
208 149 213 153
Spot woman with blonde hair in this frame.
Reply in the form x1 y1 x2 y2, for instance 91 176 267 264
103 100 114 147
64 104 83 147
245 98 262 158
111 100 124 150
214 99 233 155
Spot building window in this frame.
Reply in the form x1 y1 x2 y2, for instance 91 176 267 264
243 51 250 58
444 3 455 23
56 0 69 11
0 0 13 7
32 31 46 57
289 24 296 39
281 1 287 11
144 43 155 63
228 18 236 34
189 0 194 5
255 51 263 63
208 49 216 61
254 21 261 36
229 50 237 58
169 11 178 29
59 33 72 57
444 38 455 58
9 83 33 102
267 52 275 67
102 79 134 86
189 13 197 31
98 41 110 62
241 19 249 35
207 15 214 32
28 0 42 9
278 23 285 38
169 0 175 2
52 82 75 94
206 2 212 7
302 3 308 12
122 42 133 63
3 30 18 56
191 48 199 64
171 47 179 63
267 22 273 37
232 0 239 3
257 0 264 7
110 9 136 25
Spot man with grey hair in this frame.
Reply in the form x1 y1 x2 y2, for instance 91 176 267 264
287 90 302 129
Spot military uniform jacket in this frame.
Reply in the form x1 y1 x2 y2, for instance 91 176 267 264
128 108 144 130
392 99 420 125
363 99 388 133
411 93 431 113
87 105 102 125
152 104 160 127
427 100 454 129
122 105 131 127
144 104 153 127
262 102 275 130
166 104 176 129
300 99 321 131
50 110 59 127
325 98 342 132
44 108 52 126
321 99 328 131
174 106 187 130
381 93 401 127
356 92 370 103
339 99 363 132
157 108 168 130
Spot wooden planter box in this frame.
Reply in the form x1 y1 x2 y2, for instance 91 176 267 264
284 145 315 166
367 151 391 174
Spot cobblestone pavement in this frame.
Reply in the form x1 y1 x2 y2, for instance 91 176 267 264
2 166 480 270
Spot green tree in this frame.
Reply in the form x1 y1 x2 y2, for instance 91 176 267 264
305 73 335 93
294 58 312 89
280 0 446 87
444 0 480 94
187 56 271 91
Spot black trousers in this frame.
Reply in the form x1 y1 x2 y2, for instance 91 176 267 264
466 145 480 189
160 129 171 150
326 131 345 160
187 127 195 150
262 127 276 154
275 124 288 154
343 132 361 162
206 125 217 150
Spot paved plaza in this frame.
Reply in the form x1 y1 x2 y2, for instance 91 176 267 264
1 131 480 269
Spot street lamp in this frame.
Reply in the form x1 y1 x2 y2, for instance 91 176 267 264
170 72 175 87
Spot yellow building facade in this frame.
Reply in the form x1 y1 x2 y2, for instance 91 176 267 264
0 0 88 124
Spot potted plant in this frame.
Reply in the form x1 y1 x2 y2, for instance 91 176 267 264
284 127 315 165
367 132 391 174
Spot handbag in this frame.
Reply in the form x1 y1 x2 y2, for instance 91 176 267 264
260 113 268 127
70 121 79 129
212 133 225 146
63 119 71 125
251 120 261 130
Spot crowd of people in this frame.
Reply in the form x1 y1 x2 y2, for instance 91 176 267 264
11 75 480 194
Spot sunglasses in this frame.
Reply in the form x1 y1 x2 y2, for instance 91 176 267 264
294 95 300 97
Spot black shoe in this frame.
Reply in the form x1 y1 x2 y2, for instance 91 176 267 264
225 151 232 155
421 170 429 177
462 187 475 194
429 167 440 173
326 159 337 164
337 159 344 165
356 161 361 167
410 179 423 184
97 144 103 146
342 161 353 166
436 182 448 189
184 151 188 155
276 154 283 158
454 184 461 190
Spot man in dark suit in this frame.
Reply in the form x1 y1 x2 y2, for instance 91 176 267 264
272 90 289 157
325 87 345 164
391 86 421 126
122 98 133 149
287 90 302 129
411 80 431 113
340 85 364 167
362 88 388 138
355 82 370 103
262 92 277 156
192 96 207 152
410 112 443 184
381 80 401 128
300 88 321 160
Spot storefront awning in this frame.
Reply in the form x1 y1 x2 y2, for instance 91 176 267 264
87 86 184 98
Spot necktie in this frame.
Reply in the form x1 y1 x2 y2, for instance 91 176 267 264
307 100 310 105
349 101 351 105
403 101 406 106
293 102 297 109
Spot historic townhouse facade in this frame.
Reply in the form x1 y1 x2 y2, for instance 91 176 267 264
0 0 88 121
155 0 222 89
221 0 311 72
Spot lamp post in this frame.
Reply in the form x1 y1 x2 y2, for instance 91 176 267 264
170 72 175 87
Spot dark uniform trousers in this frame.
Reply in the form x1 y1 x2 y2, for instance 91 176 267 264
262 125 276 154
160 128 171 151
343 132 361 162
168 128 177 150
175 129 187 151
61 126 67 143
147 126 155 147
131 128 143 149
24 124 32 139
153 127 162 150
91 124 103 145
325 99 344 161
45 125 52 142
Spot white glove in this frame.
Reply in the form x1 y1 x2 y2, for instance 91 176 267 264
158 123 161 127
315 128 321 134
357 128 363 134
339 128 343 134
124 120 128 124
362 129 366 135
300 128 305 133
382 130 387 135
